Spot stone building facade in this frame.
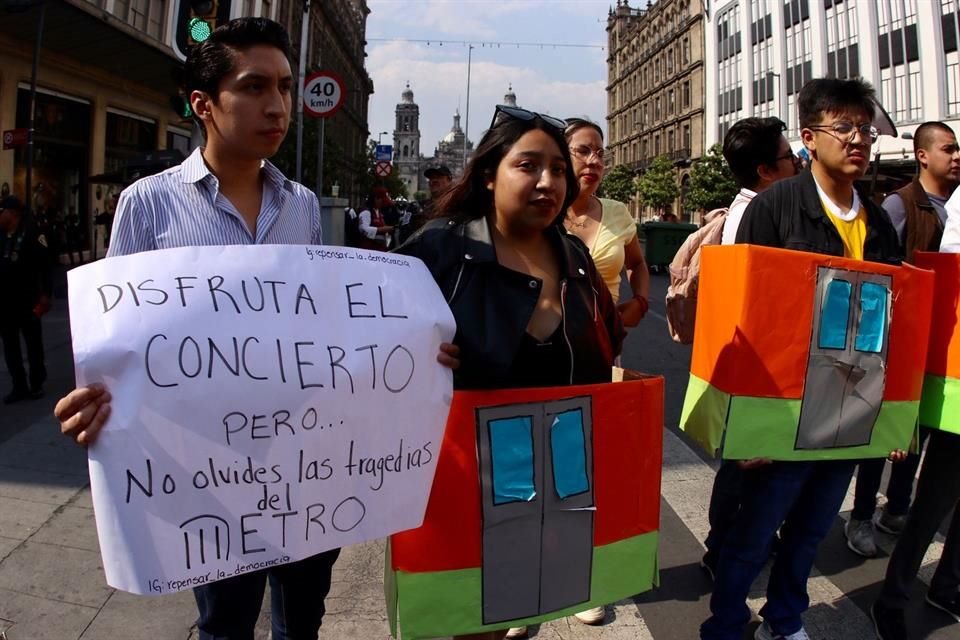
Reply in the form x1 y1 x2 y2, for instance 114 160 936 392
606 0 705 221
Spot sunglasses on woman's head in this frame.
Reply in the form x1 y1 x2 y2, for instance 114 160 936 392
489 105 567 132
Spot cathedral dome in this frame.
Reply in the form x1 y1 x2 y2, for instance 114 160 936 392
401 82 414 104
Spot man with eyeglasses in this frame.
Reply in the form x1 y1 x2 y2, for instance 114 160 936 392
697 116 801 584
700 78 901 640
844 121 960 563
719 117 800 246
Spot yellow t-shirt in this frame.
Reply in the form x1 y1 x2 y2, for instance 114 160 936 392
821 202 867 260
593 199 638 303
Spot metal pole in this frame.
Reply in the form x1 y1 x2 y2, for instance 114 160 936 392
295 0 310 183
317 118 325 197
463 44 473 171
25 1 46 215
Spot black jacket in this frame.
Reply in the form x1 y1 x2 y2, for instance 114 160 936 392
397 216 624 390
0 220 52 316
735 169 902 264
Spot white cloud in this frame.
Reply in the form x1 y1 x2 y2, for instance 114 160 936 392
365 0 611 159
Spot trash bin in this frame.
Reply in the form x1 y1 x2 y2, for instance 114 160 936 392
642 221 698 270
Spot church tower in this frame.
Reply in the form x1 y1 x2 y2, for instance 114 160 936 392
503 84 518 107
393 82 421 195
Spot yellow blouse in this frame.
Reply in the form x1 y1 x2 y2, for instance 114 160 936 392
592 199 638 303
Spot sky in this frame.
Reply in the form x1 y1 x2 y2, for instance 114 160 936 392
365 0 613 159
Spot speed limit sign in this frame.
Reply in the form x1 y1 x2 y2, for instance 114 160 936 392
303 71 345 118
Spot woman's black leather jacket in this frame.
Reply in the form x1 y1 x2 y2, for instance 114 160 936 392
397 216 625 390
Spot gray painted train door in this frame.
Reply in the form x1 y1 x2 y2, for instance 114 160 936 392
476 397 594 625
797 267 892 450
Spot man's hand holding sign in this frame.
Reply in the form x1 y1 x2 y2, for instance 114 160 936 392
59 244 456 595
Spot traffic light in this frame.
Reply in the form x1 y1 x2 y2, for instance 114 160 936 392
170 94 193 120
172 0 232 62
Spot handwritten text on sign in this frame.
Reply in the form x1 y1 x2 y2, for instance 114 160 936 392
67 245 456 595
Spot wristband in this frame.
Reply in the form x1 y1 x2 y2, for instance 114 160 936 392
632 294 649 317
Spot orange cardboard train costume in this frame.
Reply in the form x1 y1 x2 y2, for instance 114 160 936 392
681 245 934 461
386 376 664 638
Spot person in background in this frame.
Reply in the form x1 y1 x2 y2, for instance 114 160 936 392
699 116 800 579
870 123 960 639
720 117 801 246
398 104 624 640
357 187 395 250
846 121 960 559
0 195 52 404
562 117 649 328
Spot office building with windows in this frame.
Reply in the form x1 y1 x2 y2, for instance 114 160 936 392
606 0 706 221
705 0 960 187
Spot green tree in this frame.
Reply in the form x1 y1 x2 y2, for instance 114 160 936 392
598 164 637 203
636 155 679 215
685 143 738 212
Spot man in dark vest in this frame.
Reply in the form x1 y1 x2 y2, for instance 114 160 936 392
844 121 960 559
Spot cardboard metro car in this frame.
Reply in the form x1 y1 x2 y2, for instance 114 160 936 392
681 244 934 461
387 375 664 638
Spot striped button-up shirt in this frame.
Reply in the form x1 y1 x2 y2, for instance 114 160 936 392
108 148 322 257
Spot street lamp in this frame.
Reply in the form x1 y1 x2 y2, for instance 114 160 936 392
377 131 389 145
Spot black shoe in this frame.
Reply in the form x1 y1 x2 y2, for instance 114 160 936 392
699 553 716 581
871 601 907 640
926 592 960 622
28 387 44 400
3 389 29 405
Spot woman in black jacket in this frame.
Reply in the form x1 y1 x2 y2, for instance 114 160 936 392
397 106 624 640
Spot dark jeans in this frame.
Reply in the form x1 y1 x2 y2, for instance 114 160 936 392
194 548 341 640
1 309 45 392
879 430 960 609
851 431 927 521
704 461 743 568
700 460 856 640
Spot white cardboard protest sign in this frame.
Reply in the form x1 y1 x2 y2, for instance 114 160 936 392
67 245 456 595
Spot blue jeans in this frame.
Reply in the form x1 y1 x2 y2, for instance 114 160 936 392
851 429 927 521
194 548 341 640
703 461 743 571
700 461 855 639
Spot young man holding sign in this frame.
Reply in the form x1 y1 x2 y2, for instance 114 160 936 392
54 17 455 640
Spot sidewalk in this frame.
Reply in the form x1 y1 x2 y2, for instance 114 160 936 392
0 272 652 640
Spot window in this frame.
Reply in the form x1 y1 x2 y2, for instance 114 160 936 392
877 0 921 121
683 81 691 108
683 123 691 150
819 279 852 350
783 0 813 134
669 89 675 114
683 37 691 65
655 97 661 120
717 3 745 135
941 0 960 115
114 0 166 40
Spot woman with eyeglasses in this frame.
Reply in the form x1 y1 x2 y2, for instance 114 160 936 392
397 106 624 640
562 119 650 328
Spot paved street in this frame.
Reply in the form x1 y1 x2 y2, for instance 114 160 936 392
0 270 956 639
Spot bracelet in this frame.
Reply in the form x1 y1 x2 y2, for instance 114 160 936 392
632 294 649 316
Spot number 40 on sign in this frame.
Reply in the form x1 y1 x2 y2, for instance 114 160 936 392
303 71 345 118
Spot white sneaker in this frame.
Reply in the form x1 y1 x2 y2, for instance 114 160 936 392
573 606 605 625
504 627 528 638
754 620 811 640
845 518 878 558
